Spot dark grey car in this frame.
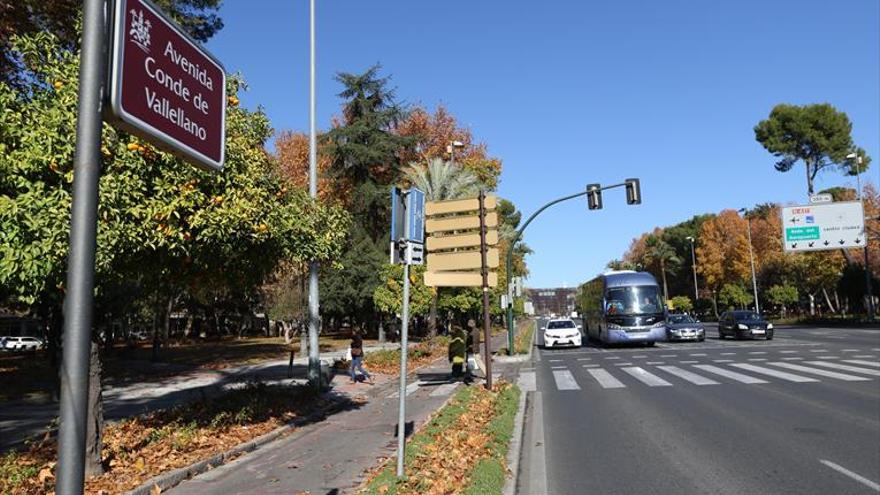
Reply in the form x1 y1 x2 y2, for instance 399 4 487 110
718 310 774 340
665 314 705 342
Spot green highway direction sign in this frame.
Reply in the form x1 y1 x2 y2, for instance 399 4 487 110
781 201 865 252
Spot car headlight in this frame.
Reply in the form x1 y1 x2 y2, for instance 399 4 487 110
651 321 665 328
737 323 748 330
767 323 773 330
607 322 622 330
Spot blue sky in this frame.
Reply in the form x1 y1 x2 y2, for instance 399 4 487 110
206 0 880 288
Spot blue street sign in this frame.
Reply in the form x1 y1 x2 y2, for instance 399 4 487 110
406 188 425 244
390 186 405 242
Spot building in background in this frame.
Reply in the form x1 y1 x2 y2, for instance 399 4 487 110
526 288 577 316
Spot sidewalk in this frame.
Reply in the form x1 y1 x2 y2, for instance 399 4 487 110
163 333 517 495
0 342 401 451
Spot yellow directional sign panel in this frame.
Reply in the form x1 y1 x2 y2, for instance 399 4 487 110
425 230 498 252
425 271 498 287
425 212 498 234
427 249 499 272
425 195 497 216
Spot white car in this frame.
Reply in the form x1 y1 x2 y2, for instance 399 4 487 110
542 318 582 348
3 336 45 351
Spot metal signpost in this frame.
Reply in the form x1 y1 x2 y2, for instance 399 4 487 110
390 187 425 478
58 1 225 492
781 202 866 252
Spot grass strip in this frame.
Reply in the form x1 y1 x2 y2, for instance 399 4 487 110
359 381 521 495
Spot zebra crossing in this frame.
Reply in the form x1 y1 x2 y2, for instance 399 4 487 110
519 357 879 392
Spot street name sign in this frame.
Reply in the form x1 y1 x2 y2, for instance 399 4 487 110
109 0 226 171
424 271 499 287
781 201 865 252
427 248 500 272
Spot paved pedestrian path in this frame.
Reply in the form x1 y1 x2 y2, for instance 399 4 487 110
0 342 401 450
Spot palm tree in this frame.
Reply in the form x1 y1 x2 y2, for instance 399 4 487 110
644 235 681 301
403 158 480 200
403 158 481 336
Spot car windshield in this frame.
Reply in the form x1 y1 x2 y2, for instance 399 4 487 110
605 285 662 315
734 312 762 321
548 320 576 329
668 314 696 324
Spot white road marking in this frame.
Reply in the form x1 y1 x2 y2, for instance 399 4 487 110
656 366 719 385
606 356 620 360
646 361 665 365
548 359 563 362
781 357 804 361
689 353 707 356
551 365 567 369
730 363 818 382
851 355 876 359
660 354 677 358
768 362 871 381
842 349 860 353
680 360 699 364
587 368 626 389
583 364 600 368
810 349 828 353
693 365 768 384
817 356 838 359
748 358 768 362
713 359 734 363
576 358 591 361
721 352 736 356
621 367 672 387
632 355 647 358
552 370 580 390
843 360 880 368
748 351 767 355
429 382 461 397
780 350 797 354
807 361 880 376
614 362 633 366
819 459 880 492
517 371 536 392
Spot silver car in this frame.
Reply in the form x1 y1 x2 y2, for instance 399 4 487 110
3 336 45 351
665 314 705 342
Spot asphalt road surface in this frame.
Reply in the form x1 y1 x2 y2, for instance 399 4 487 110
519 318 880 494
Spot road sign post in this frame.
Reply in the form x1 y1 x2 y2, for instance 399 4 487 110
58 2 226 492
390 187 425 478
478 190 493 390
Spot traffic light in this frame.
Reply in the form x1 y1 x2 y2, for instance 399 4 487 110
625 178 641 205
587 183 602 210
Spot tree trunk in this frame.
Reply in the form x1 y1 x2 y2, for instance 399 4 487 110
809 293 816 316
822 287 837 313
660 259 669 301
85 341 104 478
378 318 385 343
163 295 174 342
427 290 438 338
806 159 814 196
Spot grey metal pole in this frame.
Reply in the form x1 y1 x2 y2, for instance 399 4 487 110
307 0 321 390
854 155 875 321
56 0 106 492
396 258 411 478
689 239 699 302
746 218 759 314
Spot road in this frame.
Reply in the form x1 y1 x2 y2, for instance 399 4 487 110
518 317 880 494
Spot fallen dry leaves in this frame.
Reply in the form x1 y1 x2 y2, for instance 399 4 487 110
1 383 338 495
361 381 513 495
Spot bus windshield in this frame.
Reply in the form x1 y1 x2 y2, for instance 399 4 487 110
605 286 662 315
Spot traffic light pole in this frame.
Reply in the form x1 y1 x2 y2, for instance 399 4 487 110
505 181 639 354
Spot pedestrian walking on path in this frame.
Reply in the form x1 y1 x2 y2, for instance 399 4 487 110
448 325 467 378
349 329 373 384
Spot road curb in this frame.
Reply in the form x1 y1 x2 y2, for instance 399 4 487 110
502 383 528 495
495 319 536 363
122 394 351 495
